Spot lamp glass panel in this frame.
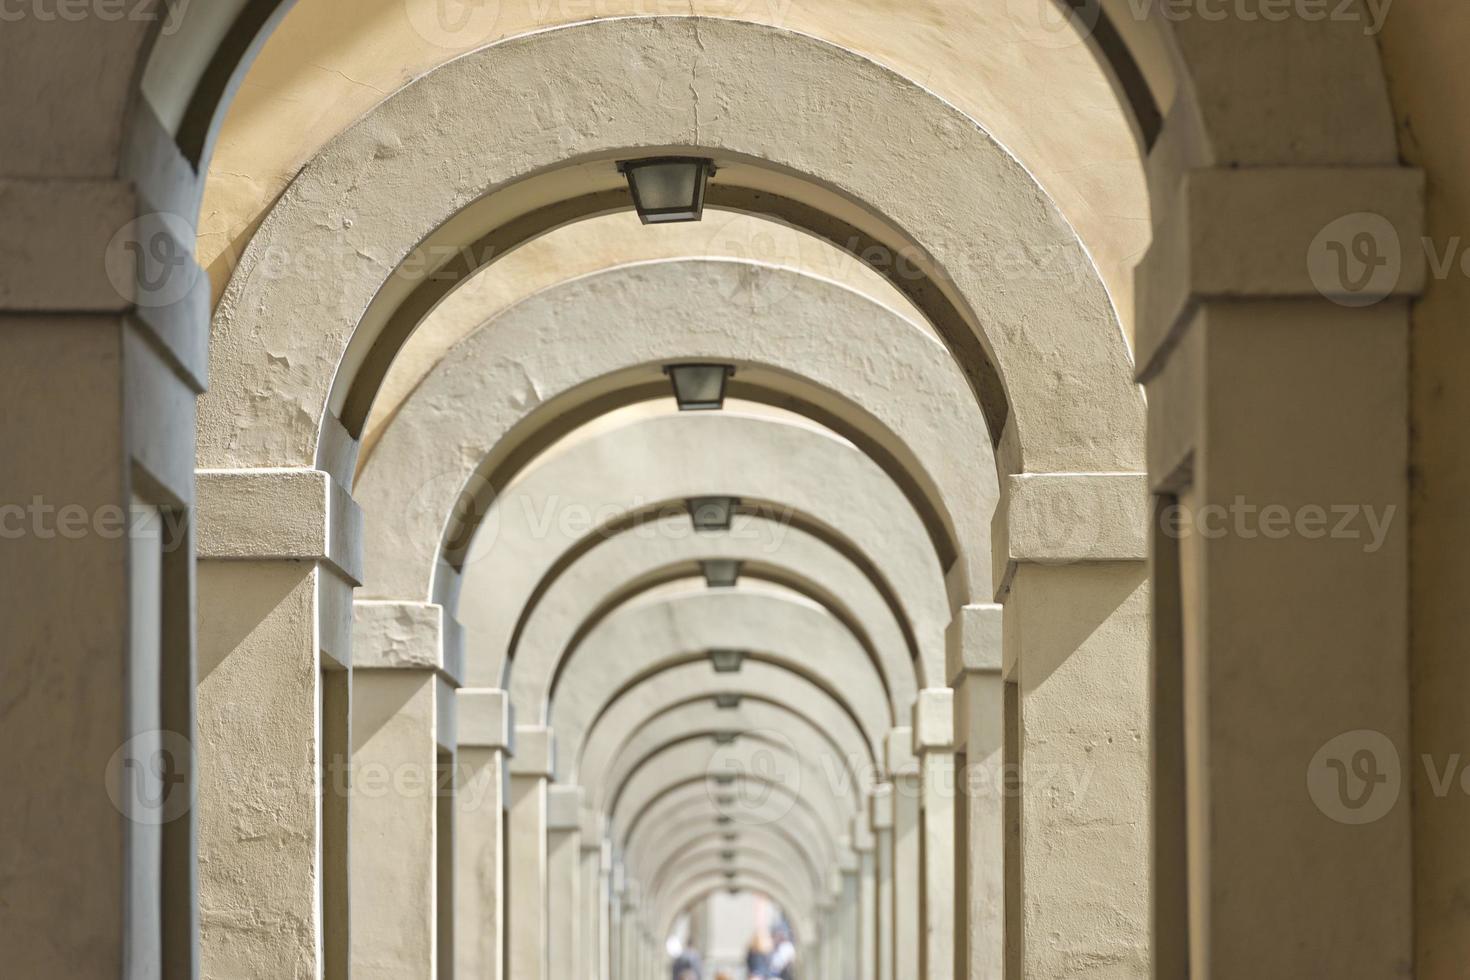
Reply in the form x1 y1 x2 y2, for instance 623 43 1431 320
689 497 735 531
629 160 701 211
710 649 745 673
702 558 741 587
669 364 729 409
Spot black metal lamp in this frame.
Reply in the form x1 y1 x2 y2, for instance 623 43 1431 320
710 649 746 673
701 558 742 588
664 363 734 411
688 496 738 532
617 156 714 223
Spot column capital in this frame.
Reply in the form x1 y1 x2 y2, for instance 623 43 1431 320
197 468 363 585
946 603 1003 685
0 177 210 393
993 472 1148 597
457 688 514 751
1136 164 1425 382
869 783 894 830
353 600 464 685
912 689 954 754
580 809 605 849
510 726 555 778
611 862 626 895
850 815 875 852
884 727 917 778
546 784 583 832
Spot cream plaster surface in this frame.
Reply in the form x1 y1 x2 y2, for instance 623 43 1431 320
204 18 1143 481
459 413 940 696
623 781 834 877
200 2 1148 332
609 739 850 852
576 659 875 783
543 588 898 762
586 689 870 812
1379 8 1470 974
360 217 924 457
353 260 996 616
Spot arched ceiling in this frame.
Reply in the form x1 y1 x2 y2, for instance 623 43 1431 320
193 1 1149 335
358 211 925 459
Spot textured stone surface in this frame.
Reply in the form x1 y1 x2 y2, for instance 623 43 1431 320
460 412 943 697
204 18 1141 479
355 258 995 619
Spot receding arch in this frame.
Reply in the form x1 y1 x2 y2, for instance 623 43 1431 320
542 559 893 695
540 578 893 725
458 413 940 696
649 839 818 908
601 719 861 826
517 514 912 676
608 741 851 865
543 589 898 756
573 660 874 786
623 795 834 887
206 16 1144 492
634 812 828 912
351 257 992 634
584 692 871 814
621 775 839 876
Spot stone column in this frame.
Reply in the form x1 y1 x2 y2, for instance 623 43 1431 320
599 842 615 980
619 881 640 980
547 785 584 980
0 155 205 977
609 865 625 980
832 869 850 980
913 690 956 980
885 728 920 978
814 896 833 980
1133 163 1419 977
351 599 460 980
840 860 861 980
869 784 895 980
196 468 362 978
948 604 1004 980
508 726 555 980
853 817 878 980
455 689 513 980
579 813 605 980
997 473 1150 979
